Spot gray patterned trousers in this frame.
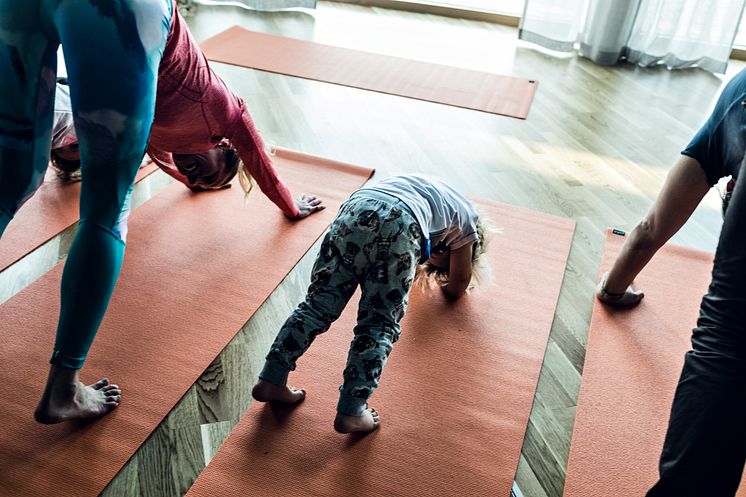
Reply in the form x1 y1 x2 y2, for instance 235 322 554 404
260 190 423 416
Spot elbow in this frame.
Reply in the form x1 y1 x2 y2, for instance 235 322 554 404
443 287 465 300
630 219 663 252
443 278 470 300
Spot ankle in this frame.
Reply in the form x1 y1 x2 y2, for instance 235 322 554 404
252 380 276 401
45 365 81 394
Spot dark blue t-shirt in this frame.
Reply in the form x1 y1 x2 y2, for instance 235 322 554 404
683 68 746 186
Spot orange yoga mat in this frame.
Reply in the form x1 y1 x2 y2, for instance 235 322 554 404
185 201 575 497
563 230 746 496
201 27 538 119
0 148 372 497
0 163 157 272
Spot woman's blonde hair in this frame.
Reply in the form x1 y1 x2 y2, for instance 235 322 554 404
237 159 255 197
414 214 495 293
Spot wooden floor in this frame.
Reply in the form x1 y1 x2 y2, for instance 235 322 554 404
3 2 743 496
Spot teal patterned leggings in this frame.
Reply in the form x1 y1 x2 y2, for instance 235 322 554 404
260 191 423 416
0 0 171 368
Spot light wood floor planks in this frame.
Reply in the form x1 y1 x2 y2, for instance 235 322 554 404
1 2 742 496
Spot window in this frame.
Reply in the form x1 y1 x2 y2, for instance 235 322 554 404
395 0 525 16
736 8 746 47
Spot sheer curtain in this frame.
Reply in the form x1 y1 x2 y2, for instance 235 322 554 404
519 0 746 74
519 0 588 52
626 0 745 73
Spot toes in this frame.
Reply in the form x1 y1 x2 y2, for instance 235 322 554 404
289 386 306 399
104 388 121 397
368 407 381 430
91 378 109 390
368 408 380 427
102 384 120 393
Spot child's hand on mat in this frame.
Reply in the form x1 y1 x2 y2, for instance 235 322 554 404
293 193 325 219
596 272 644 307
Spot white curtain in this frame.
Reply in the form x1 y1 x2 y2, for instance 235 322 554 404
626 0 745 73
519 0 588 52
579 0 641 65
520 0 746 74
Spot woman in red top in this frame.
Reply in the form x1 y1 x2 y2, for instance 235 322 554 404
51 0 322 218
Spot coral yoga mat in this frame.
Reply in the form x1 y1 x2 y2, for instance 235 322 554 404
563 230 746 496
201 27 538 119
185 200 575 497
0 163 158 272
0 148 372 497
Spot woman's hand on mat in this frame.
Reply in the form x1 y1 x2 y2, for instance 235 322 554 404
596 272 644 307
293 193 325 219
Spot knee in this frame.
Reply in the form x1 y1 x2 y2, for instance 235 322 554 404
80 187 133 243
685 337 746 382
292 300 337 334
353 320 400 348
0 205 12 237
358 297 407 330
0 148 46 211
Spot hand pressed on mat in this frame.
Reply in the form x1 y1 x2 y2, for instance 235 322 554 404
596 272 644 307
293 193 325 219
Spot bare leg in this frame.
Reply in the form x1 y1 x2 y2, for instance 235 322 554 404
34 365 121 424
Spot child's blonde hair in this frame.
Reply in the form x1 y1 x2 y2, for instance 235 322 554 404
414 215 494 293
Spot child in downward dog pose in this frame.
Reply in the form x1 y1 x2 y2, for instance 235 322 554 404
252 174 487 433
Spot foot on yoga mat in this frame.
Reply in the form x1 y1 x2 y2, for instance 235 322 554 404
0 148 372 497
185 200 574 497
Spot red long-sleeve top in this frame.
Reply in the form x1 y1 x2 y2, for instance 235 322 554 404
148 3 299 217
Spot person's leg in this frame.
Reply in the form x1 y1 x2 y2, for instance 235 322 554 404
335 200 421 433
253 224 359 403
647 162 746 497
34 0 172 424
0 0 57 237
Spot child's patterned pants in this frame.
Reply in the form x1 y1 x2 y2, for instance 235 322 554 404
260 191 423 416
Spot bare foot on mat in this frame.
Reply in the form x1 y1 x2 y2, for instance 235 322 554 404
252 379 306 404
334 407 380 434
35 372 121 424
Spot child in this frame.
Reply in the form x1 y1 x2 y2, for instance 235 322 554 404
252 174 487 433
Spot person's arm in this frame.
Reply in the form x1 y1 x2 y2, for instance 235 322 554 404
598 155 710 306
229 102 323 219
442 241 474 300
146 147 193 185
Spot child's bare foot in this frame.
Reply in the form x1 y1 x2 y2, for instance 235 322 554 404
251 379 305 404
34 366 121 424
334 407 380 433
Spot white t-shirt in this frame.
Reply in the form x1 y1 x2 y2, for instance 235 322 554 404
357 174 479 251
52 82 75 150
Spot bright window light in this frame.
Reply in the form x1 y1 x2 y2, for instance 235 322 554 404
392 0 526 16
